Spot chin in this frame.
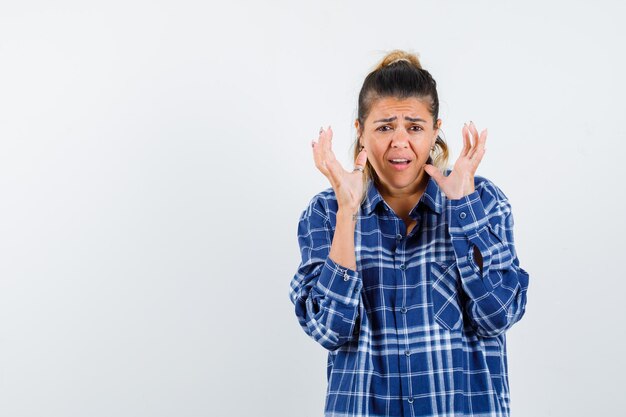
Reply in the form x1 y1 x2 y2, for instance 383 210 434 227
380 169 425 190
381 176 418 190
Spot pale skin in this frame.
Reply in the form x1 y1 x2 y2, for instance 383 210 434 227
312 96 488 272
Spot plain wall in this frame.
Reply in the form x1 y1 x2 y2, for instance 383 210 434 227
1 1 624 416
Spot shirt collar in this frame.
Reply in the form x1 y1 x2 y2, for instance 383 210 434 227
362 172 445 216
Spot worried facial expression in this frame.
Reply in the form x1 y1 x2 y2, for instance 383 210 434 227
356 96 442 195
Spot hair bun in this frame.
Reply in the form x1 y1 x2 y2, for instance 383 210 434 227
376 49 422 70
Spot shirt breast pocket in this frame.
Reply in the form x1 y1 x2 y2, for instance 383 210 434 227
430 261 464 332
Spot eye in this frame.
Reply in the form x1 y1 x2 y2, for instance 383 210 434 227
410 125 423 132
376 125 392 132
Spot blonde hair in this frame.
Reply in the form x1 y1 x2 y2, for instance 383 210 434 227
353 49 450 200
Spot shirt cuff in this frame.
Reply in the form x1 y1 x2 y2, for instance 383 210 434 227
448 190 489 234
314 257 362 307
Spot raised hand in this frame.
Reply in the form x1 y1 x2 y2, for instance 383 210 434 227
423 121 487 200
312 126 368 212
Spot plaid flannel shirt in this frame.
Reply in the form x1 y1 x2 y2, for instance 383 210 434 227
289 171 530 417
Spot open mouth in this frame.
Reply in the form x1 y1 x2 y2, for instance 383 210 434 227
388 158 411 166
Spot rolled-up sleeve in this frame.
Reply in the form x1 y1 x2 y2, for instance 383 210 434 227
289 196 362 351
448 181 530 338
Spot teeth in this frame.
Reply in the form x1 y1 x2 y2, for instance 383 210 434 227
390 159 409 162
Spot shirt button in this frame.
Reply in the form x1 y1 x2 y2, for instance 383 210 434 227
399 264 406 270
460 212 467 219
395 233 403 240
400 307 407 314
405 349 410 356
407 397 414 403
343 272 349 281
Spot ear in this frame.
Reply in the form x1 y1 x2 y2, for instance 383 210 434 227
354 119 361 138
355 119 363 148
435 118 442 136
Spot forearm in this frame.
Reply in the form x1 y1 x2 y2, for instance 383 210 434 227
449 189 530 337
453 228 529 337
328 209 357 271
290 201 363 351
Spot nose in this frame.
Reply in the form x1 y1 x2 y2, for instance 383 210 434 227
390 128 409 148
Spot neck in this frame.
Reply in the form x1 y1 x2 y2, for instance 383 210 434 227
379 169 429 200
377 170 430 218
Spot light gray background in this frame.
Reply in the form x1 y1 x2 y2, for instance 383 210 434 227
1 1 624 416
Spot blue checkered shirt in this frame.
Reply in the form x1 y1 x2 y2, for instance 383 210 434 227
289 171 530 417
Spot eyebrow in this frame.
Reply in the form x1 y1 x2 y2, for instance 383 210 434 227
373 116 427 123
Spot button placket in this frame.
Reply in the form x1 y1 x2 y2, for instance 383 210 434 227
392 219 415 410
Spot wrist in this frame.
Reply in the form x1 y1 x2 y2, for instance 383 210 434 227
336 208 359 223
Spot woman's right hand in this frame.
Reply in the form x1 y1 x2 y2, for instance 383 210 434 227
312 126 368 212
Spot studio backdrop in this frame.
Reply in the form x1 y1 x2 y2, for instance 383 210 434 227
0 1 624 416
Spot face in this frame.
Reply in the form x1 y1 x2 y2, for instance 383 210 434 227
355 96 442 196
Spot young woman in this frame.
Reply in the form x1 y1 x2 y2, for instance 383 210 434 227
289 49 530 417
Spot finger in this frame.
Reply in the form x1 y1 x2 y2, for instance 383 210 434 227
354 148 368 170
312 128 331 177
318 127 344 185
320 126 335 163
471 129 488 165
423 163 445 185
469 127 488 161
470 146 486 169
312 140 329 176
325 158 345 186
460 124 471 157
467 121 481 159
312 128 323 165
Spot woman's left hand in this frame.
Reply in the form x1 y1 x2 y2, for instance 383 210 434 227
423 121 488 200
